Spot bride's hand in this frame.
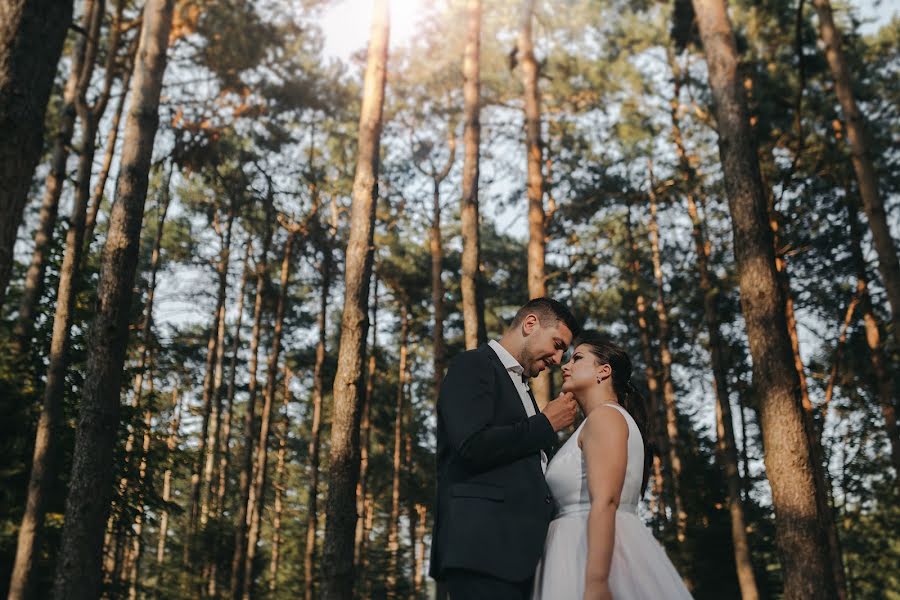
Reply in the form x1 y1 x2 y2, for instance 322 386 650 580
583 580 612 600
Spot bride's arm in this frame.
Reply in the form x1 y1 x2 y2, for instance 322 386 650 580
579 408 628 600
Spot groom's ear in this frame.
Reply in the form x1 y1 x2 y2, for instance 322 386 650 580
521 313 539 334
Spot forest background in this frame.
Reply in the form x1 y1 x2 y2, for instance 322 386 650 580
0 0 898 598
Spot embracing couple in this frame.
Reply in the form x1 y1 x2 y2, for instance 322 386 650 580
429 298 693 599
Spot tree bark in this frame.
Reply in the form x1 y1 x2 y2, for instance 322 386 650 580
812 0 900 349
387 303 409 597
7 4 107 597
157 387 182 565
414 504 427 598
413 128 454 405
185 210 233 581
691 1 838 597
670 68 759 597
199 206 235 531
216 237 253 516
269 365 292 594
0 0 75 307
306 230 333 600
229 188 275 599
624 205 669 527
49 0 175 596
242 229 295 600
12 0 101 351
845 197 900 474
518 0 551 407
321 4 388 597
353 279 378 582
460 0 486 349
646 178 688 542
85 33 139 251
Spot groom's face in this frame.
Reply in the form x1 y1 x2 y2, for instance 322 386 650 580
520 315 574 378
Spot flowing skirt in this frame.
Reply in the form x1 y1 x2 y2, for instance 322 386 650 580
532 509 693 599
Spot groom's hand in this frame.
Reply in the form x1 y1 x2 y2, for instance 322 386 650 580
541 392 577 432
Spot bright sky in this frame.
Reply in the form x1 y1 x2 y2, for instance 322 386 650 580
320 0 897 61
321 0 430 61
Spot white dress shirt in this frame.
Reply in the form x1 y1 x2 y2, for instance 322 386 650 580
488 340 549 473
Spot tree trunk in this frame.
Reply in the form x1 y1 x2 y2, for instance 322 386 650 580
242 230 295 600
387 304 409 598
230 190 275 599
417 132 454 404
184 213 233 582
157 387 182 564
691 1 838 597
216 237 253 516
460 0 486 350
199 207 235 531
12 0 101 351
768 171 849 599
812 0 900 349
10 2 111 593
85 34 139 251
414 504 427 599
845 197 900 474
518 0 551 407
646 179 688 542
624 205 669 527
306 231 333 600
353 279 378 582
109 165 171 586
49 0 176 596
321 2 388 598
269 365 292 594
125 373 154 600
0 0 75 307
670 68 759 597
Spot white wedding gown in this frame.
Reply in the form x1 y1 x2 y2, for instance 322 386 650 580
532 404 693 599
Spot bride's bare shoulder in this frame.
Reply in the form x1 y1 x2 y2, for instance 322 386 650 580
577 404 628 450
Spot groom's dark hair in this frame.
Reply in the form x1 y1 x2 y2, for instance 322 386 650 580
508 297 580 336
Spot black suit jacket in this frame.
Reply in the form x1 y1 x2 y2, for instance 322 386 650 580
429 344 557 583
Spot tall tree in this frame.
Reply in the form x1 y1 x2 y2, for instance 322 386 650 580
229 186 275 599
460 0 486 349
518 0 552 407
12 0 107 351
646 175 688 542
321 1 389 596
242 227 296 600
0 0 75 307
691 0 838 597
269 365 292 593
305 218 334 600
845 196 900 474
6 1 106 594
353 278 378 583
412 127 454 403
386 302 409 597
669 62 759 597
624 204 669 527
49 0 176 595
811 0 900 348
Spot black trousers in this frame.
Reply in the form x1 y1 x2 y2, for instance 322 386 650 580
443 569 534 600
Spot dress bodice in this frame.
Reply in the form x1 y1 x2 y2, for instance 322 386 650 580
545 403 643 518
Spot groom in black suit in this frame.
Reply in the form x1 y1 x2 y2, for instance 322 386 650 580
430 297 580 599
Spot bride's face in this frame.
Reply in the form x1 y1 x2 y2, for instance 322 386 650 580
560 344 604 396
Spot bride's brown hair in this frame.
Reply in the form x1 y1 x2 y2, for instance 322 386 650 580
574 331 654 496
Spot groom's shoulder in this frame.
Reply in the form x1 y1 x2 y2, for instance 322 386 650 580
447 344 494 371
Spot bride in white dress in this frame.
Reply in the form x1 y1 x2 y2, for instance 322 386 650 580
533 332 692 600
